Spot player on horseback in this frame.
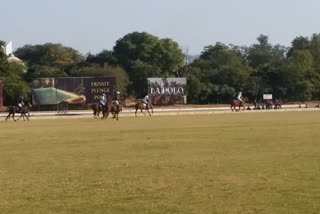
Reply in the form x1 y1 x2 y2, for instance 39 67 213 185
142 95 149 107
99 93 107 111
113 91 121 112
236 92 243 104
17 96 25 113
135 94 153 116
231 92 248 111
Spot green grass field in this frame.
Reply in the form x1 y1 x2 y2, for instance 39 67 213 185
1 111 320 214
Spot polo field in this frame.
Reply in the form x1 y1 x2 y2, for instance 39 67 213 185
0 111 320 213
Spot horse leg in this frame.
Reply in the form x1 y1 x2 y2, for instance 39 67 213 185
147 109 151 116
150 105 153 114
19 113 25 121
135 108 138 117
105 110 110 119
141 108 146 116
5 113 10 121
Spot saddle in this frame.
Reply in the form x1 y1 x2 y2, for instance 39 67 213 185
142 103 149 109
234 100 242 105
16 107 23 113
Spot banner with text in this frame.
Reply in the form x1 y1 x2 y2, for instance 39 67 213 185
148 78 187 105
84 77 116 103
32 77 116 105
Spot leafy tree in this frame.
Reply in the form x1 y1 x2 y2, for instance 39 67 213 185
152 38 185 77
0 52 31 105
246 34 273 69
15 43 84 66
287 36 310 57
114 32 159 70
15 43 84 80
283 50 315 101
25 65 68 82
129 60 162 97
189 42 253 103
186 72 201 104
310 34 320 73
113 32 185 95
86 50 118 66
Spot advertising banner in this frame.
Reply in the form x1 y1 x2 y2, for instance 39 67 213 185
84 77 116 103
32 77 116 105
148 78 187 105
263 94 273 100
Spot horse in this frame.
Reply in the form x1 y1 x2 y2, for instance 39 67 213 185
135 101 153 116
91 103 106 119
274 99 283 109
231 97 248 112
5 104 31 121
105 102 122 120
91 96 111 119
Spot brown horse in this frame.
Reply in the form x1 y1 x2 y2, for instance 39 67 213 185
6 105 31 121
91 103 106 119
91 96 112 119
231 97 249 112
105 102 122 120
135 102 153 116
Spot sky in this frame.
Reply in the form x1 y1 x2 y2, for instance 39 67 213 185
1 0 320 55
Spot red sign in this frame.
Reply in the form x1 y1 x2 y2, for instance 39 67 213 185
0 81 3 108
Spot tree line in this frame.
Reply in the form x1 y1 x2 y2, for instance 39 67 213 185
1 32 320 105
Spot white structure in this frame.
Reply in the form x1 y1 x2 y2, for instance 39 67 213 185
7 54 23 64
1 41 26 72
2 41 24 65
4 41 13 56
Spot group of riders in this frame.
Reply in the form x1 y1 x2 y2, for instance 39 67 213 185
14 92 150 114
99 91 150 111
18 91 242 113
234 91 283 110
15 90 248 110
14 91 245 117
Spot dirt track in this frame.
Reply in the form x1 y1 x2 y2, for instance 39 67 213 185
2 107 318 121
